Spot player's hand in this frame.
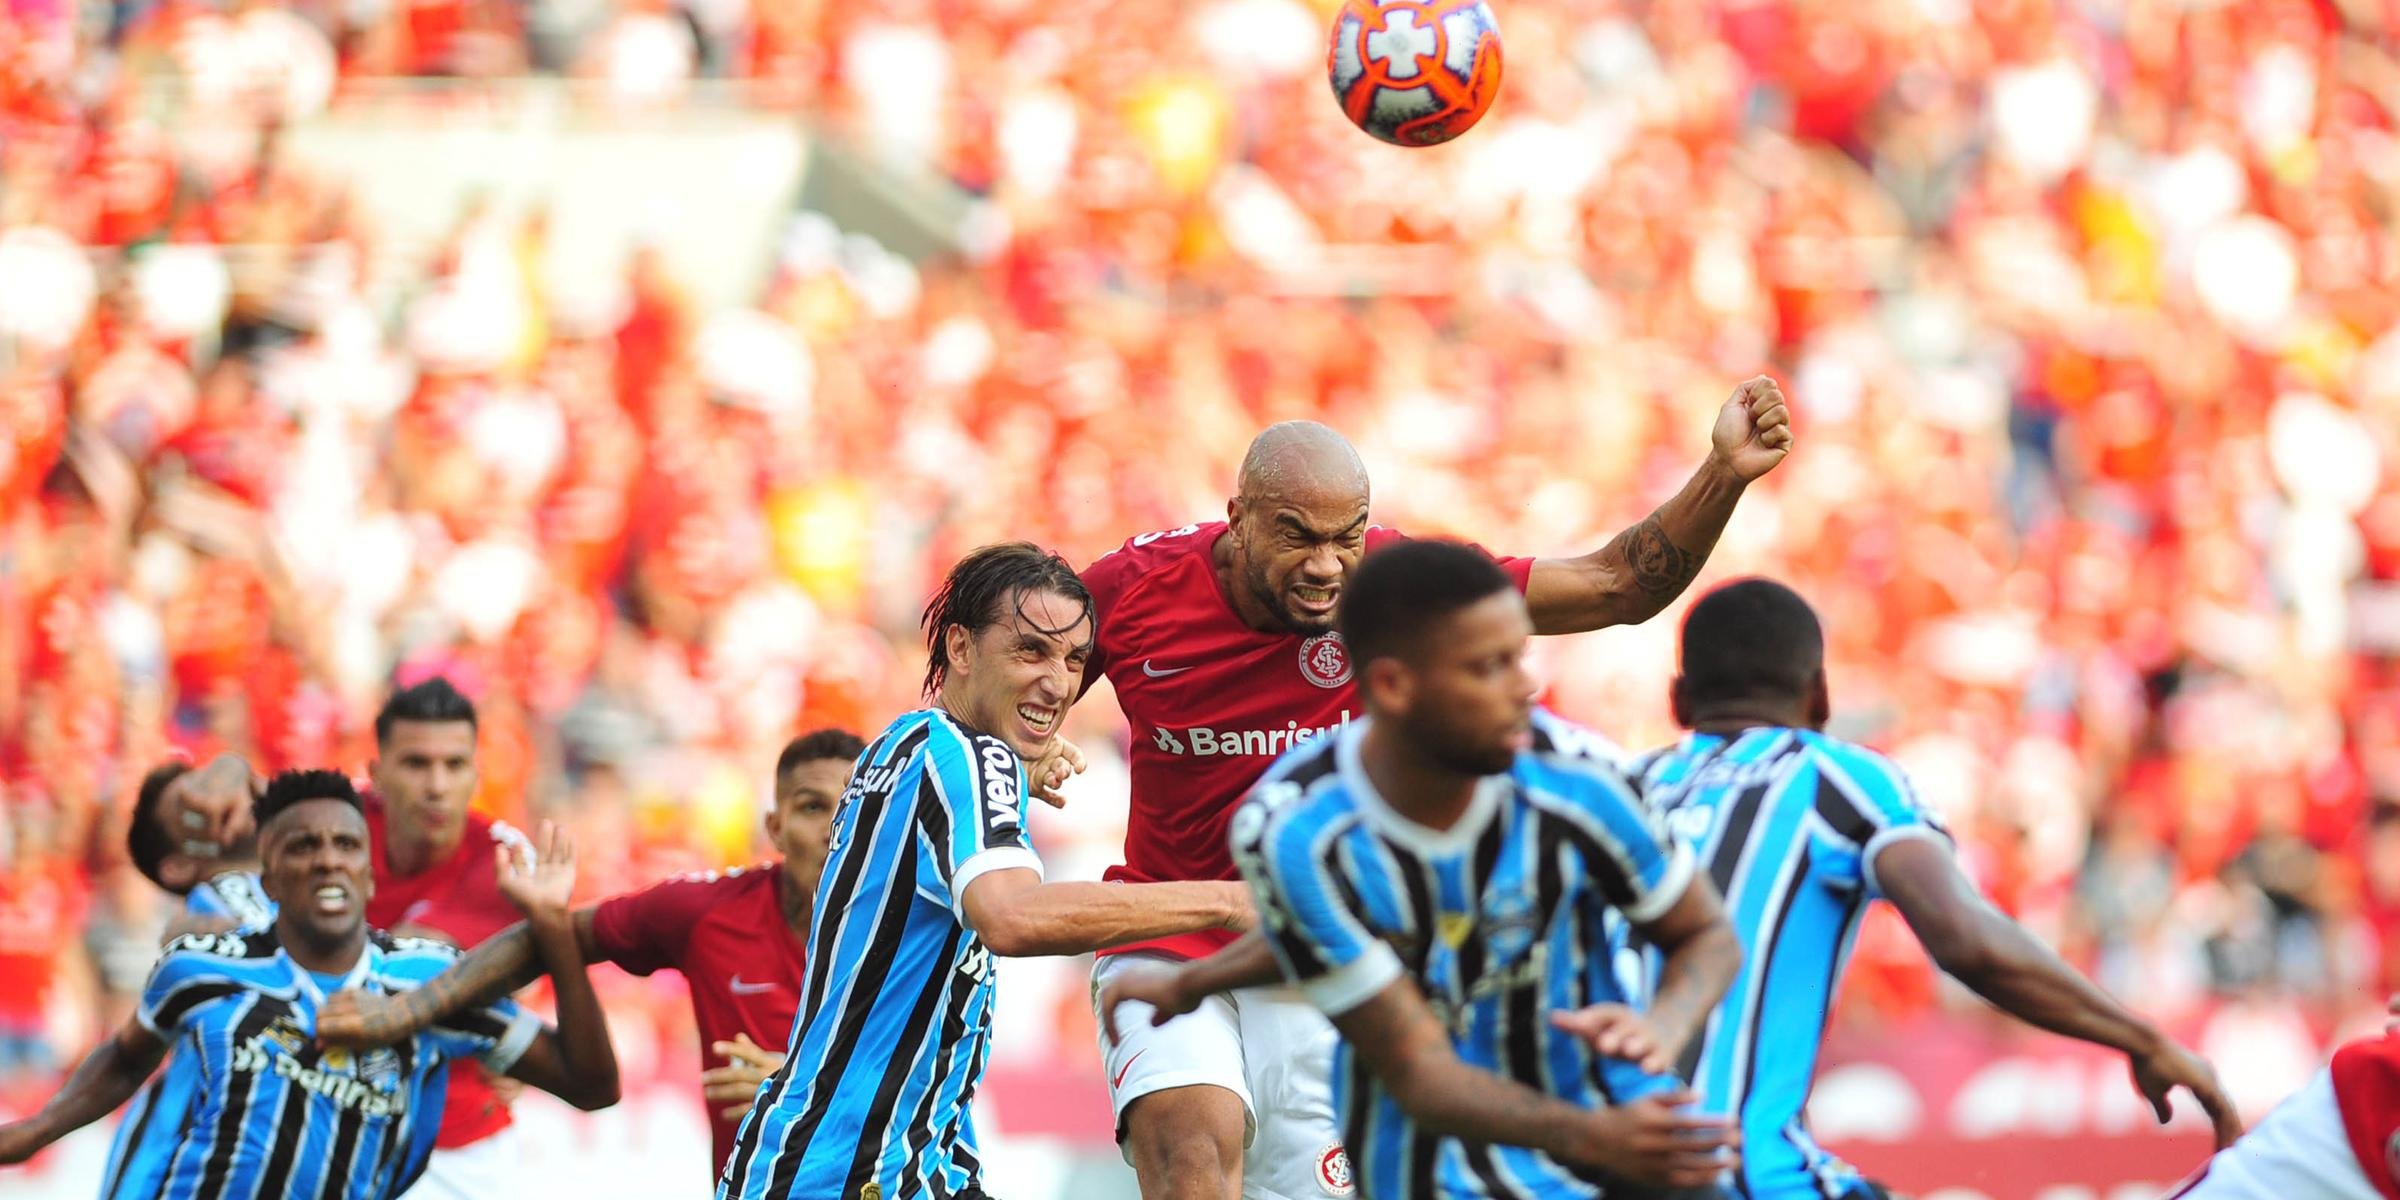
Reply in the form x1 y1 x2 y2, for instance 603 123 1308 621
1096 965 1200 1044
0 1120 46 1166
2130 1040 2243 1150
1548 1004 1672 1075
1574 1090 1735 1188
702 1033 786 1120
164 753 261 857
496 821 576 925
1709 375 1792 482
317 987 424 1050
1028 737 1088 809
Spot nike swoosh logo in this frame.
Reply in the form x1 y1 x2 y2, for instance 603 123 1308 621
729 975 779 995
1142 661 1193 678
1112 1050 1147 1090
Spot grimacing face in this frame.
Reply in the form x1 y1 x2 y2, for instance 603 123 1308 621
943 586 1094 762
261 799 374 950
1382 590 1538 776
1228 482 1369 636
371 719 478 846
768 758 848 887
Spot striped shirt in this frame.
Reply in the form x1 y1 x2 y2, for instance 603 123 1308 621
131 926 537 1200
103 871 278 1199
1231 709 1694 1200
718 708 1039 1200
1624 728 1949 1200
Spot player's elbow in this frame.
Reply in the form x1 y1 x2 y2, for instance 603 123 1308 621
971 908 1052 958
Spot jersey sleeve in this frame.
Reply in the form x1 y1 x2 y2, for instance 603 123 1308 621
186 872 275 927
1364 526 1536 593
1527 716 1695 924
135 936 248 1037
1227 781 1401 1018
1813 742 1953 900
588 874 721 976
925 722 1043 921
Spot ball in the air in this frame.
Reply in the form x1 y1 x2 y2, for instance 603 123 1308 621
1326 0 1504 147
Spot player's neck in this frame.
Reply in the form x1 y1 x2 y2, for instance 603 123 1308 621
775 865 815 937
1210 534 1285 635
1686 704 1813 738
280 924 366 975
386 822 461 877
1357 721 1481 832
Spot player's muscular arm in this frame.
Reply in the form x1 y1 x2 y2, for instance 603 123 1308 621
1335 977 1733 1189
960 869 1253 958
1525 376 1791 633
316 911 603 1050
1876 837 2243 1148
495 823 620 1111
1626 874 1740 1067
1097 930 1283 1040
0 1021 167 1164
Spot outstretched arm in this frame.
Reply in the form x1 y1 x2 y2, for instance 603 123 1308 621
0 1022 168 1164
1525 376 1791 633
959 869 1252 958
1876 837 2242 1148
489 823 619 1111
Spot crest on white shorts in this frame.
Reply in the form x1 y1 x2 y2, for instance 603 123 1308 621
1317 1143 1355 1196
1299 635 1353 689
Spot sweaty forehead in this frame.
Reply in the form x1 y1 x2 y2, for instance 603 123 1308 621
997 587 1094 648
385 720 475 755
268 799 367 842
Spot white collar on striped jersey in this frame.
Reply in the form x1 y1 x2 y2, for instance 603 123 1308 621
1336 717 1508 857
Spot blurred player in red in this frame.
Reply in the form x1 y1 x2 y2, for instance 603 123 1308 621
1085 379 1792 1200
165 676 537 1199
310 728 868 1179
2169 1009 2400 1200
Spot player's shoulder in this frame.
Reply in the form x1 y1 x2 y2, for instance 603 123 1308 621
188 870 274 924
1083 521 1223 603
1526 708 1630 771
158 925 279 968
1236 731 1362 857
367 931 466 984
629 863 775 912
1804 734 1919 806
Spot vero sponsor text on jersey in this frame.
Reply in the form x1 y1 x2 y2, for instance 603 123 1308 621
1148 711 1355 758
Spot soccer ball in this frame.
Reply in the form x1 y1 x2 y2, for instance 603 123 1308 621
1326 0 1504 148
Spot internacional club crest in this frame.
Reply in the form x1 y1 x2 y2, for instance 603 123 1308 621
1298 633 1353 689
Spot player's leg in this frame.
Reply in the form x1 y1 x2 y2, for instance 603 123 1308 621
1229 984 1351 1200
1094 952 1253 1200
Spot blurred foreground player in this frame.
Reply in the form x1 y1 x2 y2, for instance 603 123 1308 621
1110 540 1746 1198
313 728 868 1177
0 770 619 1196
1088 381 1791 1200
1623 579 2239 1198
2169 1013 2400 1200
718 543 1255 1200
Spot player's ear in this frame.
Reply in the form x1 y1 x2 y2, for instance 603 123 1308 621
763 808 784 844
944 622 977 677
1362 655 1411 713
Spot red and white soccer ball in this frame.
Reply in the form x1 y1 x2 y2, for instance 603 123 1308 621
1326 0 1504 147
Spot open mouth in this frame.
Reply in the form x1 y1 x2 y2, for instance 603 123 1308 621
312 885 351 916
1015 702 1059 740
1290 584 1339 615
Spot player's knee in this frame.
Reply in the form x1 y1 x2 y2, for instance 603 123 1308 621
1124 1086 1244 1193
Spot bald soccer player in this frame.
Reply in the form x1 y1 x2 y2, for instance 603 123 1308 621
1085 378 1792 1200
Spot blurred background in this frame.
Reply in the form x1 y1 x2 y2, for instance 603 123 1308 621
1 0 2397 1196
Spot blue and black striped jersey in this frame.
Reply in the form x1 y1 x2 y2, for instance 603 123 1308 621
1624 728 1949 1200
718 708 1039 1200
127 924 536 1200
1232 709 1693 1200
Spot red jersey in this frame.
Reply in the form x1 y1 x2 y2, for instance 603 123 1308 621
364 797 535 1149
2335 1034 2400 1200
1082 522 1533 959
589 865 809 1174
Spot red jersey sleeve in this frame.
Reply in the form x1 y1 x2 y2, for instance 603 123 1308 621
2333 1034 2400 1200
587 873 723 977
1363 526 1536 592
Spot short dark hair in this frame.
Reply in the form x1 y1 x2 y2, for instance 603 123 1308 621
1338 539 1515 666
778 728 868 778
256 769 363 829
919 542 1093 697
375 676 478 746
128 762 194 892
1674 578 1825 709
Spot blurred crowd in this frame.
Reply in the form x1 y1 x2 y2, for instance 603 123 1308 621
1 0 2397 1126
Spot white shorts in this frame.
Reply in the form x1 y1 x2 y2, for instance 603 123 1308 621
410 1127 526 1200
1092 951 1352 1200
2170 1069 2376 1200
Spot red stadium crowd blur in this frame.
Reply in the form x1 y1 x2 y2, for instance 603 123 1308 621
2 0 2398 1152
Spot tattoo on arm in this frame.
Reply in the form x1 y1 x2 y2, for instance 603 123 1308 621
1613 513 1703 603
418 925 544 1026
